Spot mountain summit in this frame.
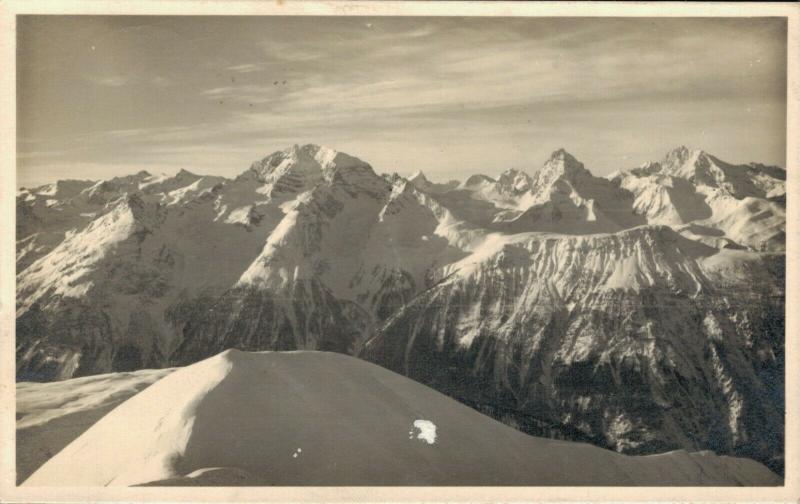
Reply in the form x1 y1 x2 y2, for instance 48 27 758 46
539 148 591 181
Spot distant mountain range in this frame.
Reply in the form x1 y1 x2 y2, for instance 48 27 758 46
16 144 785 473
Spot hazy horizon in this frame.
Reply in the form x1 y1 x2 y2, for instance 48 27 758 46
17 16 787 188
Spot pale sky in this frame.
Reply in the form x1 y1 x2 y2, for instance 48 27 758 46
17 16 787 188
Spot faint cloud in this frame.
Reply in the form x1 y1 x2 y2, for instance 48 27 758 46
17 148 71 160
402 25 437 38
104 128 152 139
90 75 130 87
200 84 283 105
200 87 234 97
259 41 322 62
88 75 174 88
226 63 265 74
150 76 174 87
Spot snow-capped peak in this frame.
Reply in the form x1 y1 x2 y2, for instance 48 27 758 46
544 148 588 175
662 145 698 168
624 147 715 180
496 168 532 194
407 170 459 195
315 148 373 178
659 146 710 177
630 161 662 176
664 144 691 161
409 170 428 183
28 179 95 199
530 149 591 194
175 168 198 179
461 174 496 188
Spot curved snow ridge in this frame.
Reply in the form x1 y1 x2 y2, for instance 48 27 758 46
23 351 235 486
24 350 780 486
17 367 175 430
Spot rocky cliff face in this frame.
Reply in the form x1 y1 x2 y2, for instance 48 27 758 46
362 227 784 470
16 144 785 472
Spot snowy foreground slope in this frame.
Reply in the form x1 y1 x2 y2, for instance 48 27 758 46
16 367 174 484
20 350 780 486
16 144 785 473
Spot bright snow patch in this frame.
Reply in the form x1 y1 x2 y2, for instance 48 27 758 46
225 206 252 225
412 419 437 444
138 173 168 189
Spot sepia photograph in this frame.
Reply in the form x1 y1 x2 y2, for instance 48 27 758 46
1 1 798 501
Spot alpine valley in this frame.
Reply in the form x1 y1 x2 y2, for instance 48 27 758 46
16 144 786 475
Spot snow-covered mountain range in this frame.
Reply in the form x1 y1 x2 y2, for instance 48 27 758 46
16 144 785 472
